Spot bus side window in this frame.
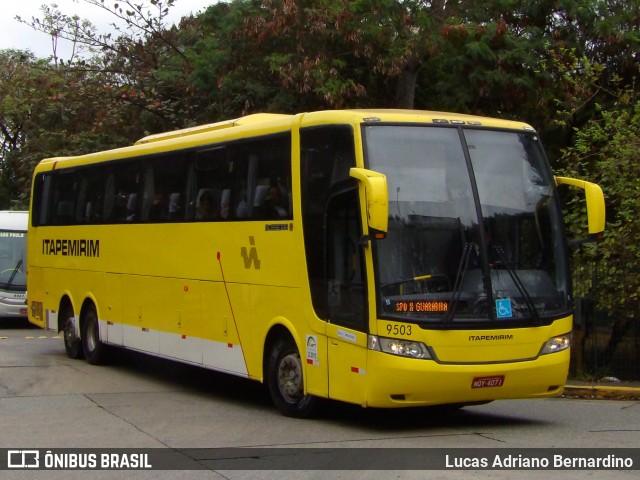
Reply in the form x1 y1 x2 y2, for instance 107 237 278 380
195 188 219 220
220 189 231 219
51 172 77 225
141 166 156 221
193 147 229 221
103 174 116 222
168 193 182 221
56 200 75 225
141 155 188 223
241 136 292 220
112 161 143 223
75 167 106 224
32 173 52 226
125 194 138 221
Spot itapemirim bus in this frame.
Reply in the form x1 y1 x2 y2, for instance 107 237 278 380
0 210 28 318
27 110 605 417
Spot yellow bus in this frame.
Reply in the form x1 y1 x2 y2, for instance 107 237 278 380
27 110 605 417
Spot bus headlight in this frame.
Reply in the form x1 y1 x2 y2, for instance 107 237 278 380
368 335 432 359
540 333 572 355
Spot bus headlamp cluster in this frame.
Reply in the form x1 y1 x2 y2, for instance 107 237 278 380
540 333 572 355
368 335 432 359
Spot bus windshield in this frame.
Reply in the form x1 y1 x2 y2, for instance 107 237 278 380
0 230 27 290
365 125 569 325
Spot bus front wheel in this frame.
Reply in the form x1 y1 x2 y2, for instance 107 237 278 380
61 305 83 360
266 336 317 418
81 305 109 365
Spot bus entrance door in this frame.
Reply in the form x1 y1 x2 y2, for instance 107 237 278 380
327 323 368 405
325 189 369 405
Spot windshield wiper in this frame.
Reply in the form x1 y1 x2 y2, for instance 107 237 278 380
443 242 473 323
492 247 540 323
4 258 23 289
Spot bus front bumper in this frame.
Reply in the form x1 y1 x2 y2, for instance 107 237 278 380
0 295 28 318
363 348 570 408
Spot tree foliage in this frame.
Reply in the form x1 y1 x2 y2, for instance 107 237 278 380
0 50 48 208
3 1 213 208
560 94 640 319
558 88 640 371
191 0 549 113
188 0 639 149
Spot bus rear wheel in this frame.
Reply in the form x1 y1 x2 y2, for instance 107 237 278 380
81 305 109 365
266 336 317 418
62 305 83 359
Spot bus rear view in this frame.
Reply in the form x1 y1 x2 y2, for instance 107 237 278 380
0 211 28 319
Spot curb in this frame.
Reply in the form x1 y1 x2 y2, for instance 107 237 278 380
562 384 640 401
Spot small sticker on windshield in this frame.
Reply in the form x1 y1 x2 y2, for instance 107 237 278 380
496 299 513 318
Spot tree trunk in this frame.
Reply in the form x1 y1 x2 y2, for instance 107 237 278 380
394 61 420 109
600 318 632 371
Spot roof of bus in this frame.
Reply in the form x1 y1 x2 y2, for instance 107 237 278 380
35 109 536 170
134 110 535 145
0 211 28 231
133 113 293 145
302 109 535 131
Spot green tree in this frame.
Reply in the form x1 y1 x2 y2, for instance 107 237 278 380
0 50 64 208
19 0 209 131
1 1 215 207
191 0 520 114
560 93 640 371
0 49 138 208
189 0 640 125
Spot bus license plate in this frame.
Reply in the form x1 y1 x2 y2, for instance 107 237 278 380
472 375 505 388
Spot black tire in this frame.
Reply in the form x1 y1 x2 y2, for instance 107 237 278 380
266 336 318 418
61 304 83 360
81 305 109 365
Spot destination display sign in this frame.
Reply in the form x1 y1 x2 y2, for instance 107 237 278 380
391 300 449 313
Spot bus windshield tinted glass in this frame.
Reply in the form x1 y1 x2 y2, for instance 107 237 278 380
364 125 569 325
0 230 27 290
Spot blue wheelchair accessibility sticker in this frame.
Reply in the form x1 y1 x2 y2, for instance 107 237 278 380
496 298 513 318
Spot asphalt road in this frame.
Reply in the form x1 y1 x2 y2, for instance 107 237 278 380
1 320 639 480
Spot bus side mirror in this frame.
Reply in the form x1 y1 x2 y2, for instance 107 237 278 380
555 176 605 241
349 167 388 236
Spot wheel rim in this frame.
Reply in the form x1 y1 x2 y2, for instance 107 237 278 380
277 352 303 403
86 319 96 353
64 317 77 347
